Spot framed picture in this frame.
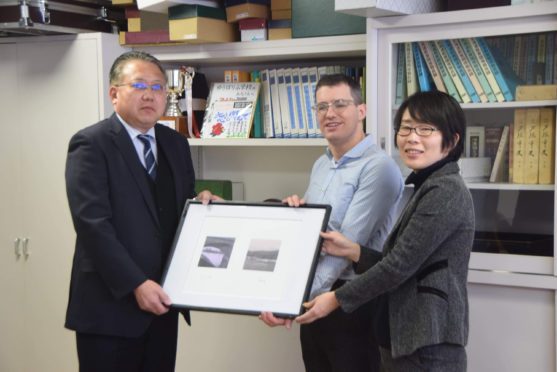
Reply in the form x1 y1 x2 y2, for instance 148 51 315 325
162 200 331 318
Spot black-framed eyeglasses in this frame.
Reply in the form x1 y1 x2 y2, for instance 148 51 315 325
116 82 167 94
312 99 355 116
397 125 440 137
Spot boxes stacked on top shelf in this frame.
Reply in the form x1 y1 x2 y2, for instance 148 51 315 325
271 0 291 20
224 0 270 23
238 18 267 41
125 7 169 32
168 4 237 43
292 0 365 38
268 19 291 40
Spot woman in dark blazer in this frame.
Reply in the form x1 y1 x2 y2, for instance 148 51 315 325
296 91 475 371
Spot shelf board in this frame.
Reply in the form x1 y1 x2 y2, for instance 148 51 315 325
466 183 554 191
393 100 557 111
134 34 366 65
187 138 329 147
369 2 557 30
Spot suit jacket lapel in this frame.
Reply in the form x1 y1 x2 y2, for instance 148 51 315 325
109 115 160 227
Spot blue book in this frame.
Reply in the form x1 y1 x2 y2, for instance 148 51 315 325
429 41 461 102
459 38 497 102
284 70 299 138
260 69 275 138
476 37 523 101
546 33 554 85
301 67 318 138
395 43 407 104
292 69 308 138
412 42 431 92
442 39 480 103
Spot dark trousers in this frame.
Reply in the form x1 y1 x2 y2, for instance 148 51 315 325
379 344 467 372
300 297 379 372
76 310 178 372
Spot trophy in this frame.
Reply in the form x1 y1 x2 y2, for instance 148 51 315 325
159 66 199 138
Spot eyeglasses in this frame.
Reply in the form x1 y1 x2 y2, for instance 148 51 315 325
397 125 440 137
312 99 355 116
116 82 167 94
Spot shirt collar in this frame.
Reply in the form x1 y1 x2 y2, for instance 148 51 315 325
326 134 375 166
116 113 156 140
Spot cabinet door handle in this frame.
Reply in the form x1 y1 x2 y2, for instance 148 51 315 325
22 237 30 259
14 238 21 259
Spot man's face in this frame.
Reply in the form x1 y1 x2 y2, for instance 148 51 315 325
109 60 167 133
315 83 366 146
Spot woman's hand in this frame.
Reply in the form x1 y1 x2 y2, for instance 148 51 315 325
295 292 339 324
320 231 361 262
282 194 306 207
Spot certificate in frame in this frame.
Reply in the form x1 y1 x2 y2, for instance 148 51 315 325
162 200 331 317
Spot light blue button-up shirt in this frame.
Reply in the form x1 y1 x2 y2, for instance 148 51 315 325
305 134 403 299
116 113 158 169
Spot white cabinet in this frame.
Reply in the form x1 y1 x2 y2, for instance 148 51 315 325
366 3 557 370
0 33 125 372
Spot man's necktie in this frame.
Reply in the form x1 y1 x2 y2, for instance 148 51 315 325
137 134 157 180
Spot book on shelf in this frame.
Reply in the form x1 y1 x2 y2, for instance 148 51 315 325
434 40 470 103
489 125 510 183
545 32 554 85
429 41 462 102
525 34 537 85
224 70 232 83
292 68 309 138
458 38 497 103
395 43 407 104
276 68 292 138
200 82 260 139
302 67 318 137
250 70 264 138
259 69 275 138
449 39 488 103
413 42 432 93
405 42 419 97
418 41 447 93
476 37 523 102
442 39 480 103
515 84 557 101
465 126 485 158
232 70 251 82
283 68 299 138
485 126 504 168
523 108 541 184
512 109 527 184
268 69 284 138
534 33 546 85
467 38 505 102
509 122 514 183
538 107 556 185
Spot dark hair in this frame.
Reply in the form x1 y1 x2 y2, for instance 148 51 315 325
315 74 363 105
109 51 166 85
393 91 465 161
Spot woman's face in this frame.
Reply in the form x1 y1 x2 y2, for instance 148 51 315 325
396 108 454 172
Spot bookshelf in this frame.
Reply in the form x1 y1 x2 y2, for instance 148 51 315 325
367 3 557 371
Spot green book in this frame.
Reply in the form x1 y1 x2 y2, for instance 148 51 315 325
195 180 232 200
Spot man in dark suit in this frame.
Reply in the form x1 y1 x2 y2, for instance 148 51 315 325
64 51 221 372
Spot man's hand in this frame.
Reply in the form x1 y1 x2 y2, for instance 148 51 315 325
133 280 171 315
282 194 306 207
320 231 361 263
259 312 293 330
196 189 224 205
295 292 339 325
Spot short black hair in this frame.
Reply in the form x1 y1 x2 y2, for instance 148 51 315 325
315 74 363 105
393 91 465 161
109 51 166 85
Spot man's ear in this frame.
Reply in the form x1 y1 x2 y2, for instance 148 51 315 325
109 86 118 104
358 103 367 122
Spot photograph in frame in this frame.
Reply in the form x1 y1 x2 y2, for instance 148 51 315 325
161 200 331 318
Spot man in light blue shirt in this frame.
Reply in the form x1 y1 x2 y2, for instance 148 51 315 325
261 74 403 372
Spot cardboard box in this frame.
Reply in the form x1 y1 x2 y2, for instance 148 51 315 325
239 18 267 41
271 0 291 10
137 0 220 13
127 11 168 32
226 3 269 22
458 157 492 182
292 0 365 38
169 17 237 43
268 20 291 40
272 9 291 19
168 4 227 20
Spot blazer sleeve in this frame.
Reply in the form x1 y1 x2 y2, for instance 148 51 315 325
66 130 147 299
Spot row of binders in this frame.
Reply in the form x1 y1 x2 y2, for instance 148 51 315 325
396 37 523 104
467 108 556 185
256 66 364 138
